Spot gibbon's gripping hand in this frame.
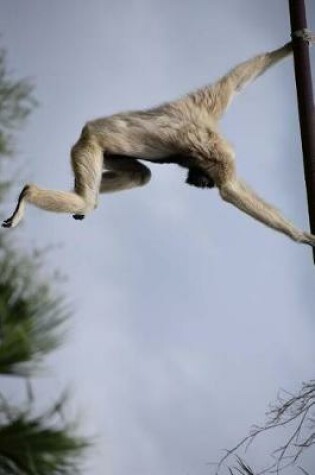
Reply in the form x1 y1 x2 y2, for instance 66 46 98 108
291 28 315 44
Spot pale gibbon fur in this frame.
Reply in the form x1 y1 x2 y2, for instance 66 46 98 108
3 42 315 246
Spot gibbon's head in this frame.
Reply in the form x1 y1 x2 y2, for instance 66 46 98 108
186 168 215 189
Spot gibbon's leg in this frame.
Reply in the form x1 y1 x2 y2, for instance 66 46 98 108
100 153 215 190
190 43 292 119
73 155 152 220
2 130 104 227
99 155 151 193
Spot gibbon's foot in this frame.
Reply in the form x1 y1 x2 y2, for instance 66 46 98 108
2 217 14 228
72 214 85 220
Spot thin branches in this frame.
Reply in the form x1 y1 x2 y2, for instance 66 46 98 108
216 380 315 475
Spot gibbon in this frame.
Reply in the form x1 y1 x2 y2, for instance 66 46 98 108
3 41 315 246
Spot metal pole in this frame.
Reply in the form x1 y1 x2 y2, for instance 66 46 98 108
288 0 315 262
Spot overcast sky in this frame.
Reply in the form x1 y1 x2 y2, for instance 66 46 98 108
1 1 315 474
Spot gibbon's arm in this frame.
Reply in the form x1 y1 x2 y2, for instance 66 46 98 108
219 177 315 246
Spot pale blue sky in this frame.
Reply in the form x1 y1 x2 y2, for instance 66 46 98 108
0 1 315 474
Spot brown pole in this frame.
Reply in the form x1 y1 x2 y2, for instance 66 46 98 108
288 0 315 262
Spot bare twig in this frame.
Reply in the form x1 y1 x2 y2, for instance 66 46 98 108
216 380 315 475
